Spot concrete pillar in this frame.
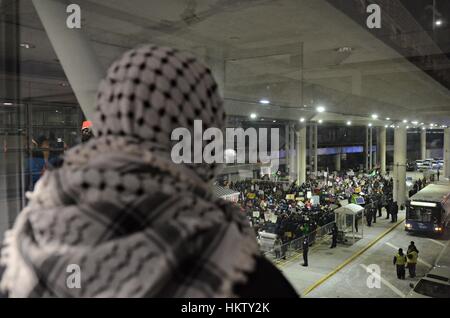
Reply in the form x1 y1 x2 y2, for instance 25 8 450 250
309 124 313 175
379 126 386 175
444 128 450 178
285 124 290 174
421 129 427 160
314 124 318 175
32 0 103 120
290 124 296 180
369 127 373 170
334 153 341 172
296 126 307 185
393 126 407 207
365 127 369 171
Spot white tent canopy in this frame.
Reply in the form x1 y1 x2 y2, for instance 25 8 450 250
335 203 364 244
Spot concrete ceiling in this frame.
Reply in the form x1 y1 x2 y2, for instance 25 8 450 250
3 0 450 126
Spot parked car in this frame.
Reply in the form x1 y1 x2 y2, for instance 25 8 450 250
406 161 416 171
407 266 450 298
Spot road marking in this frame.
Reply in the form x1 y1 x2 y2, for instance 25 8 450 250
385 242 432 268
360 264 406 298
302 217 405 296
428 239 445 247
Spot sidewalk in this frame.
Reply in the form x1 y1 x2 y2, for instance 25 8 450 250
277 210 406 297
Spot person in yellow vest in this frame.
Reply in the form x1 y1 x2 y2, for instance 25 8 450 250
393 248 407 280
407 249 418 278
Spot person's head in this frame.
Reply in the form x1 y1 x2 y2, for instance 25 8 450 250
399 248 403 255
92 44 225 183
410 241 415 246
81 120 93 143
36 135 49 148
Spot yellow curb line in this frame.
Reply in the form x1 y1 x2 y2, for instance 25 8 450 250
302 218 405 296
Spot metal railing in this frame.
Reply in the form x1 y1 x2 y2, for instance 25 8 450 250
262 221 336 262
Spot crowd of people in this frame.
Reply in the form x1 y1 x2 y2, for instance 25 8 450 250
228 170 396 255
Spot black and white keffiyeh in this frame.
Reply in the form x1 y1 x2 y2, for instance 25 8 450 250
0 45 259 297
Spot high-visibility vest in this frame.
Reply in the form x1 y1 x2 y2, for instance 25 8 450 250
407 251 418 264
395 254 407 265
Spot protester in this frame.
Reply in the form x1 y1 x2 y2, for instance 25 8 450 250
0 45 298 298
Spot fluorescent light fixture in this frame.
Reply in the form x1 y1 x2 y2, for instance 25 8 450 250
412 121 418 125
318 119 323 124
3 102 13 106
430 123 434 127
368 123 372 127
422 127 426 130
403 119 408 123
385 117 391 120
410 201 436 207
435 19 443 26
384 125 388 128
346 121 351 126
420 123 424 125
19 42 35 49
299 117 305 122
250 113 257 119
406 126 409 129
259 99 270 105
371 114 378 119
316 106 325 113
273 120 276 123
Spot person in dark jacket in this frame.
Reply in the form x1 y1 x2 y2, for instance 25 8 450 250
391 201 399 223
302 237 309 267
330 223 338 248
366 207 373 227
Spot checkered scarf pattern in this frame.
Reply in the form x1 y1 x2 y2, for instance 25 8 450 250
0 45 259 297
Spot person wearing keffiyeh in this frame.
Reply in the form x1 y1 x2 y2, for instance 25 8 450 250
0 45 297 298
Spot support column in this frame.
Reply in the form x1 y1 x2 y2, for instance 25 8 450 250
393 126 407 207
289 124 296 181
32 0 103 120
314 123 318 175
285 124 290 175
369 127 373 170
421 129 427 160
309 124 313 175
365 127 369 171
334 153 341 172
296 126 307 185
379 126 386 175
444 128 450 178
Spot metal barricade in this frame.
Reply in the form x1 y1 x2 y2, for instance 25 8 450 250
262 221 336 262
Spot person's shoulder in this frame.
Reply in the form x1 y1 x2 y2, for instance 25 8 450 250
234 255 299 298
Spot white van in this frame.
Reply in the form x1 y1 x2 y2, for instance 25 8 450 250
407 267 450 298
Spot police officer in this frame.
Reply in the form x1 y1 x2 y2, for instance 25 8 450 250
302 237 309 267
407 248 418 278
330 223 338 248
391 201 399 223
393 248 407 280
366 206 372 227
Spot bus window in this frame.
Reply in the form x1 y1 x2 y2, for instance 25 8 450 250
408 206 433 223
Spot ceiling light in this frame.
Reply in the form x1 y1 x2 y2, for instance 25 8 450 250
259 99 270 105
336 47 353 53
430 123 434 126
385 117 391 120
318 119 323 124
411 121 418 125
273 120 276 123
368 123 372 127
422 127 426 130
406 126 410 129
261 118 264 121
19 42 35 49
384 125 388 128
371 114 378 119
420 122 424 125
316 106 325 113
390 125 395 128
300 117 305 122
403 119 408 123
250 113 257 119
346 121 351 126
435 19 443 26
3 102 13 106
